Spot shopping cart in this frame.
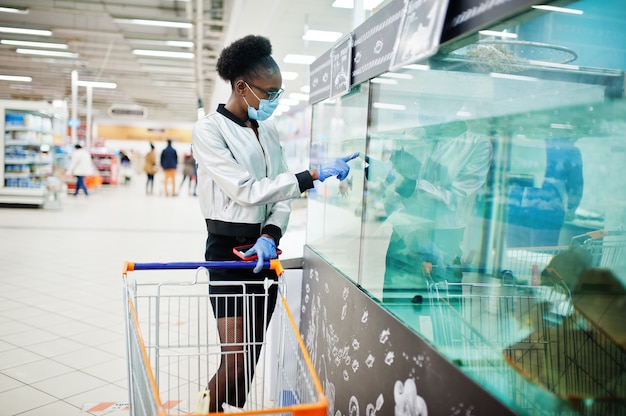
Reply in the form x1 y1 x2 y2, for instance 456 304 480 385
428 267 626 414
501 230 626 286
121 259 327 416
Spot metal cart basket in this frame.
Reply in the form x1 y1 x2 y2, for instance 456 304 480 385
501 230 626 286
428 230 626 415
122 259 327 416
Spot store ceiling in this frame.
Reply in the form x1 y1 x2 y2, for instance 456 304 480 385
0 0 357 125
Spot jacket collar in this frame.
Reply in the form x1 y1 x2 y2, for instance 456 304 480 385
217 104 259 129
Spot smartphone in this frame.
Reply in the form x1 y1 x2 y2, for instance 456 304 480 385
232 244 282 261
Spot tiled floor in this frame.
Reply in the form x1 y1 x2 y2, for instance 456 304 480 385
0 177 306 415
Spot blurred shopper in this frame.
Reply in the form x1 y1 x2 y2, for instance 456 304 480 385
67 144 94 196
144 143 158 195
506 137 584 247
179 147 197 196
192 34 357 411
119 150 133 185
160 139 178 196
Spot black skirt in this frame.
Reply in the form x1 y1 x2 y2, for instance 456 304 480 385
204 232 278 319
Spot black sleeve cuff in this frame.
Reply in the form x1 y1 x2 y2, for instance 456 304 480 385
295 170 315 193
262 224 283 245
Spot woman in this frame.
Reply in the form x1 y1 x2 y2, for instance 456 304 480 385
67 144 94 196
143 143 157 194
192 34 357 411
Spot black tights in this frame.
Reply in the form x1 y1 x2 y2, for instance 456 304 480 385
208 306 271 412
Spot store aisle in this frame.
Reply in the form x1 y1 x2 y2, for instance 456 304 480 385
0 177 306 415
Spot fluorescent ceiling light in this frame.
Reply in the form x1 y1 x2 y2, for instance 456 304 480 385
289 92 310 101
0 26 51 36
302 29 343 43
479 30 518 39
166 41 194 48
380 72 413 80
153 81 195 87
532 5 583 15
371 78 397 85
528 60 579 70
281 71 298 81
284 54 316 65
1 40 67 49
373 102 406 111
0 7 28 14
277 104 291 113
551 122 574 129
115 18 193 29
141 65 195 73
77 80 117 89
490 72 538 82
16 48 78 58
332 0 385 10
133 49 194 59
0 75 32 82
300 85 310 93
402 64 430 71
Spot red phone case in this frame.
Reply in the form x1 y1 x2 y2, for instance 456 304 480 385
232 244 282 261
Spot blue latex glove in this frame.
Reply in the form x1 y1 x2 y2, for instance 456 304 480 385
318 152 360 182
243 236 277 273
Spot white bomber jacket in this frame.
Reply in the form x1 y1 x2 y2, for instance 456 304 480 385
192 105 314 243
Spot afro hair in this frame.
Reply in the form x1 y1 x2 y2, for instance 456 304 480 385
216 35 276 82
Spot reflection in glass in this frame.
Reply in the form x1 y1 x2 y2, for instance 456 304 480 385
363 121 493 300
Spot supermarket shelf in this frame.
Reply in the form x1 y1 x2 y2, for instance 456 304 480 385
0 186 47 206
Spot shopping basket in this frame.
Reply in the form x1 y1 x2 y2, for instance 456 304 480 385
121 259 327 416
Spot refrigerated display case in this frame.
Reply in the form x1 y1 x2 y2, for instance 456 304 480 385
302 0 626 415
0 100 67 206
90 148 118 185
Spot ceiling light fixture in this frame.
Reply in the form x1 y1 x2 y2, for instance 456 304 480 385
373 102 406 111
302 29 343 43
0 75 32 82
77 80 117 89
380 72 413 80
0 7 29 14
490 72 538 82
478 30 518 39
133 49 194 59
16 48 78 58
528 60 579 70
115 18 193 29
1 40 68 49
141 66 195 74
371 78 397 85
284 54 316 65
402 64 430 71
166 41 194 48
0 26 51 36
532 5 583 15
281 71 298 81
332 0 385 10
